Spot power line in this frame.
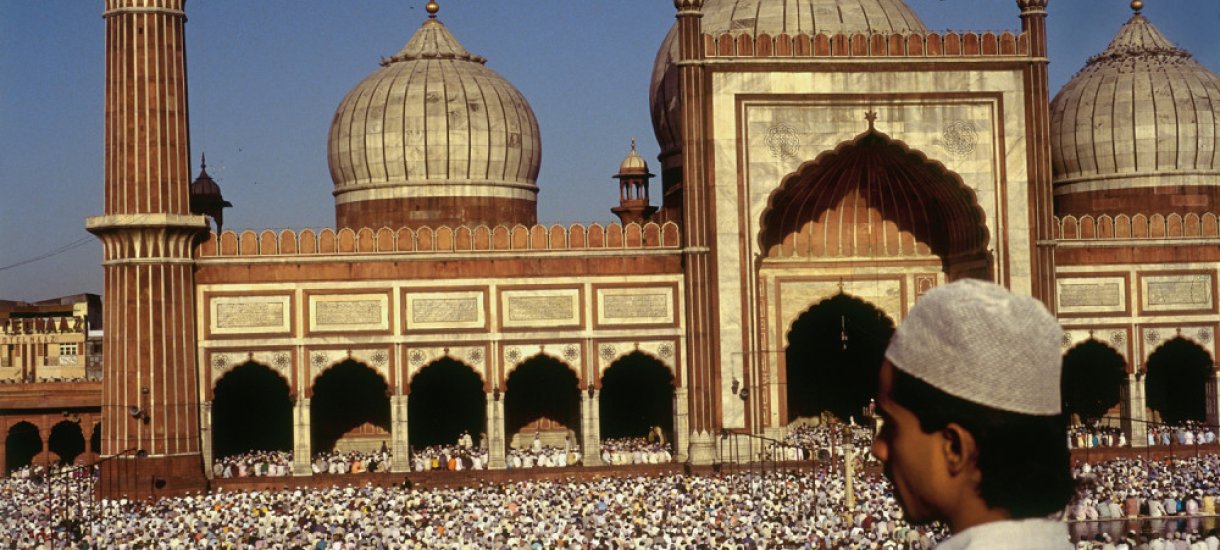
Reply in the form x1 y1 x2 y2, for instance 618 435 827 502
0 236 95 273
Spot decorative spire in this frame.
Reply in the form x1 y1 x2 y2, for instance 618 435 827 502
199 153 208 174
1130 0 1143 14
426 1 439 19
383 1 484 66
865 110 878 131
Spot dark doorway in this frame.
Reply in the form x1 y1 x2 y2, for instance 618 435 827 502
212 362 293 458
48 421 85 465
90 422 101 454
408 358 486 448
1061 340 1127 423
785 293 894 423
600 352 674 440
5 422 41 474
505 355 580 440
310 360 390 453
1145 338 1213 425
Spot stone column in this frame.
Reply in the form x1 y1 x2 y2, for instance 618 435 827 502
1207 372 1220 430
582 389 602 466
1121 374 1149 448
674 386 690 463
292 398 312 476
486 392 506 470
390 395 410 472
200 401 213 479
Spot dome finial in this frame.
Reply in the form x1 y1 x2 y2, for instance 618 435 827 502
630 137 637 152
1130 0 1143 14
426 0 439 18
199 153 207 173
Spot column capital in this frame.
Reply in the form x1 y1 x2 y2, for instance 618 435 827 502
674 0 703 13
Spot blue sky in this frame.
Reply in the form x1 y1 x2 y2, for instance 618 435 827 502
1 0 1217 301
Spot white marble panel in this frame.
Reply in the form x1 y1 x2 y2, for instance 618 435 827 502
210 295 291 335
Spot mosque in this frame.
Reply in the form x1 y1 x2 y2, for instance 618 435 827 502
2 0 1218 498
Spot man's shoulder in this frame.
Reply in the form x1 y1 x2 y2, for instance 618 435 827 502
934 518 1071 550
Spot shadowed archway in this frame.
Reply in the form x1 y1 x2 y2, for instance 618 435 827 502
311 360 390 453
48 421 85 465
212 362 293 458
505 355 580 443
785 293 895 423
90 422 101 454
408 357 486 448
5 422 41 474
1145 337 1213 425
1061 340 1127 424
599 352 675 441
760 128 990 279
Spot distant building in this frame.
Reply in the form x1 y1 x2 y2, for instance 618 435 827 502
0 294 102 382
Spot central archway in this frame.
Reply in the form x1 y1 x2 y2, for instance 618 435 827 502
311 360 391 453
760 129 990 279
5 422 41 474
212 362 293 458
47 421 85 465
505 355 580 447
409 357 486 449
785 293 895 423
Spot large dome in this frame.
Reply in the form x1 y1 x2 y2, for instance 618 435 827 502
1051 11 1220 216
328 13 541 229
650 0 928 169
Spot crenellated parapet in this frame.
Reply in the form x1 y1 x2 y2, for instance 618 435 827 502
197 222 682 258
701 30 1029 59
1055 213 1220 240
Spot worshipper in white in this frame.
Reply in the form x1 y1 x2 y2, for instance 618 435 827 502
871 279 1076 549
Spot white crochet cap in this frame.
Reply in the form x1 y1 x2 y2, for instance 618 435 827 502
885 278 1064 415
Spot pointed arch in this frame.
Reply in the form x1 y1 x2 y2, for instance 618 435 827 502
760 129 990 278
1061 339 1127 423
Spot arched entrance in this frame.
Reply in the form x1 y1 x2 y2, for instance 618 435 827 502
5 422 41 474
760 129 990 279
212 362 293 458
311 360 391 453
1061 340 1126 424
48 421 86 465
785 293 894 423
408 358 486 449
1145 338 1213 425
505 355 580 447
599 352 674 441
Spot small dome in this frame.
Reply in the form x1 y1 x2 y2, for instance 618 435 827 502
189 156 223 197
1051 11 1220 215
617 139 652 177
328 11 541 229
650 0 928 169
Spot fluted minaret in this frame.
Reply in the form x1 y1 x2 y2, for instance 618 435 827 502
86 0 209 498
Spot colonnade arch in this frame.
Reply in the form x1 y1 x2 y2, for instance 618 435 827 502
784 293 894 424
1145 337 1214 425
1061 340 1127 424
505 354 581 446
599 351 674 442
408 357 486 449
211 361 293 458
311 360 391 453
5 422 41 474
47 420 86 465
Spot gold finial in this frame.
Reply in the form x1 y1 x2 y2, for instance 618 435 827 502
426 0 439 18
1130 0 1143 13
630 138 637 152
864 110 878 130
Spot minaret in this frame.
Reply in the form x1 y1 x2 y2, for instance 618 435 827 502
610 139 658 225
86 0 209 498
1017 0 1057 313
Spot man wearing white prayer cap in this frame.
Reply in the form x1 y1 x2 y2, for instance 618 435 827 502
870 279 1075 549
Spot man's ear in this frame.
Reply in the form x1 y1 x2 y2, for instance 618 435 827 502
940 423 978 477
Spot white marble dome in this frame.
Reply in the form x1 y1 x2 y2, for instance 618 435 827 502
328 13 541 228
650 0 928 168
1050 11 1220 212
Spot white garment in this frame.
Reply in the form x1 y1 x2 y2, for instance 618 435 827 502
934 518 1071 550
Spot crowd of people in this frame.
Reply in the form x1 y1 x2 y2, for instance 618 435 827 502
765 423 879 465
599 437 673 465
1147 422 1218 447
2 465 944 548
212 449 396 478
1070 425 1128 449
